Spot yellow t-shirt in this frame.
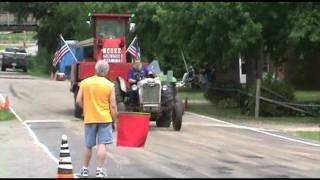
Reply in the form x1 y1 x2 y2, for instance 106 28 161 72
80 75 114 124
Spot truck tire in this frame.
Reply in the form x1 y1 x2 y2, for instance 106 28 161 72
22 67 27 72
156 110 172 127
74 87 83 118
172 98 183 131
1 65 6 71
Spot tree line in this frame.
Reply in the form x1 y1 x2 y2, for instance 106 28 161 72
2 2 320 87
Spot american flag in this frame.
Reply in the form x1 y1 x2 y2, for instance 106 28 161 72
127 35 140 59
52 39 70 67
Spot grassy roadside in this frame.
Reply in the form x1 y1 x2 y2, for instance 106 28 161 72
295 90 320 102
178 88 206 101
178 88 320 102
28 69 50 79
180 87 320 124
0 44 18 50
291 131 320 142
178 88 320 142
0 110 16 121
187 103 320 124
0 31 36 43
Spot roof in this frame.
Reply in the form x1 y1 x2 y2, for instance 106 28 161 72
92 13 131 19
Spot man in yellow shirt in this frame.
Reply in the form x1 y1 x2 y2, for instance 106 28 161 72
76 60 118 178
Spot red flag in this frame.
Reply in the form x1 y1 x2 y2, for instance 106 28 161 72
117 112 150 148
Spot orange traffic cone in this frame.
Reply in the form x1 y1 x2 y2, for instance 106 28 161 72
4 96 10 110
57 134 74 179
50 72 54 80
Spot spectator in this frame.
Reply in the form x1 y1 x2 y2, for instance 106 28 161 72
128 58 153 105
76 60 118 178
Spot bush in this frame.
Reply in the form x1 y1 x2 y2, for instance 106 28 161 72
205 80 240 108
217 98 239 108
28 48 52 75
243 74 297 116
262 73 295 101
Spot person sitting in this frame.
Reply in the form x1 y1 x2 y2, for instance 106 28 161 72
127 58 153 106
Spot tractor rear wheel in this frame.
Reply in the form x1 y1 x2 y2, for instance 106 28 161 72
172 98 183 131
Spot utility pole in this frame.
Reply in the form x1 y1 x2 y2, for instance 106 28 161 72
255 78 261 119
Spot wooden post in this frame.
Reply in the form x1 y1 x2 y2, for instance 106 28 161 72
255 78 261 119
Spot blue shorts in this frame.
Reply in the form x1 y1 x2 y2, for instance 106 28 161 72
84 123 113 147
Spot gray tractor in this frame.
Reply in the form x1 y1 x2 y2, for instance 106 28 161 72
115 60 184 131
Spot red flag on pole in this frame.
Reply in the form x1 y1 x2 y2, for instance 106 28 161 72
117 112 150 148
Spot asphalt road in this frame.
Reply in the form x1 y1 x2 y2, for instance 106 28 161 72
0 69 320 178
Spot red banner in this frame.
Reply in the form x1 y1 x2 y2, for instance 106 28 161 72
117 112 150 148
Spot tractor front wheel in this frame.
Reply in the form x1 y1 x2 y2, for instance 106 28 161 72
172 98 183 131
156 110 172 127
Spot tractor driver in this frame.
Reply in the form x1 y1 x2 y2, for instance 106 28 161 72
128 58 153 106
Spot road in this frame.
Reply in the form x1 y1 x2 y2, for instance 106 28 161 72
0 70 320 178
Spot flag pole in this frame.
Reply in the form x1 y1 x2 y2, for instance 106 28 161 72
180 48 189 73
59 34 78 62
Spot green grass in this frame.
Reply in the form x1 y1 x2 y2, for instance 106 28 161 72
294 131 320 142
28 69 50 79
177 88 320 124
178 88 206 101
177 88 320 102
188 103 320 124
295 90 320 102
0 44 18 50
0 31 37 43
0 110 16 121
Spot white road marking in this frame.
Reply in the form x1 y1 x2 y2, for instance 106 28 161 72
24 119 70 123
186 111 320 147
182 122 279 132
0 94 59 164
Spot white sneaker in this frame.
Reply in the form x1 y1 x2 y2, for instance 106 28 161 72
80 167 89 178
96 168 107 178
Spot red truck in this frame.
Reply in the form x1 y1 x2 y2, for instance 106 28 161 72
70 12 183 131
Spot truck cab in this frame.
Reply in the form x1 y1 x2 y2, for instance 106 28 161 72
70 12 134 118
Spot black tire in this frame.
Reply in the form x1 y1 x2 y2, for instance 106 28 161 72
1 65 6 71
175 96 184 115
22 67 27 72
156 110 172 127
114 79 124 103
117 102 126 112
74 87 83 118
172 98 183 131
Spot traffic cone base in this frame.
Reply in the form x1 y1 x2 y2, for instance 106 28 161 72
57 134 74 179
57 173 74 179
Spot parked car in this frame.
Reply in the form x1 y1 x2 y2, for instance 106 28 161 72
1 47 28 72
